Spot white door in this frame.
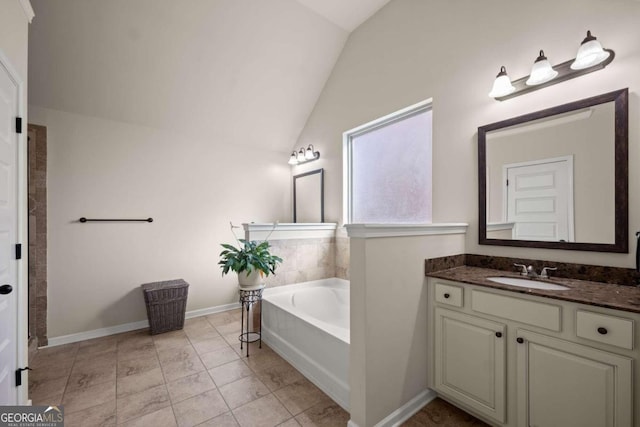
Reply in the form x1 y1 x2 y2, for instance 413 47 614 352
0 59 19 405
505 156 574 242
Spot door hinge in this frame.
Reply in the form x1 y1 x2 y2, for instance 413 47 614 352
15 243 22 260
16 117 22 134
15 367 31 387
506 179 509 186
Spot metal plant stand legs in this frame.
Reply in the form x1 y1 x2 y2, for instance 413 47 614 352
238 287 263 357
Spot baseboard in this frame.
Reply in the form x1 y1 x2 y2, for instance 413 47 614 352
45 302 240 347
375 389 437 427
348 389 437 427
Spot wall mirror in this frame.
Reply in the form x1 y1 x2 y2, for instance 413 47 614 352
294 168 324 223
478 88 628 252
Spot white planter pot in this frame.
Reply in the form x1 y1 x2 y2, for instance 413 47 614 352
237 271 265 290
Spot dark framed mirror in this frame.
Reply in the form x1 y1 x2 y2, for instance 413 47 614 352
478 88 628 252
293 168 324 223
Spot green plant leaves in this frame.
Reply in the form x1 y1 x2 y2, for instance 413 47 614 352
218 239 282 277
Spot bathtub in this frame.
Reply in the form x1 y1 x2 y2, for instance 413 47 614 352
262 278 350 410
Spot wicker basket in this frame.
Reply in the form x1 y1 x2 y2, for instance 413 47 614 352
141 279 189 335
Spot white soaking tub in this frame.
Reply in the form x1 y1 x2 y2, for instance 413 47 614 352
262 278 349 410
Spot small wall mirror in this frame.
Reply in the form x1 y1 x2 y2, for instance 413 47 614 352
294 168 324 223
478 88 628 252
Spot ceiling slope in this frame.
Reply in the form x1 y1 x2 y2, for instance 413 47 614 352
294 0 392 32
28 0 349 151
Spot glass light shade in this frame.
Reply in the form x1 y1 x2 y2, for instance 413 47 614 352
526 50 558 86
488 66 516 98
571 31 610 70
288 151 298 165
305 145 316 160
297 148 306 162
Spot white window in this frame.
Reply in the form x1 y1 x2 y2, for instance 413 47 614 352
343 100 432 224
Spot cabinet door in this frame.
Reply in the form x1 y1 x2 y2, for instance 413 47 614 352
516 329 633 427
434 308 506 423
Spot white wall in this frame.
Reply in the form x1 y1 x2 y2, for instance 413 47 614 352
295 0 640 269
349 233 466 426
29 106 291 338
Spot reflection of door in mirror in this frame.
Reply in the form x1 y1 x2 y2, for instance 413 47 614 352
293 169 324 223
504 157 573 242
485 102 615 244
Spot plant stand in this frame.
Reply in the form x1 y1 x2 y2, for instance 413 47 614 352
238 285 264 357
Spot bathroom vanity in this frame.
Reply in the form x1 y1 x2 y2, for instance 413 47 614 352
426 266 640 427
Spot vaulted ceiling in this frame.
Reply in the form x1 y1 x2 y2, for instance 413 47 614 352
28 0 390 152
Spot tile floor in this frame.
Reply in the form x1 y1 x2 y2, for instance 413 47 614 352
29 309 485 427
28 309 350 426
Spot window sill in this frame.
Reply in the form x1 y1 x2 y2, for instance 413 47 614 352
345 223 468 238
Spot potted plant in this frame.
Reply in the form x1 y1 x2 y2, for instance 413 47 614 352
219 223 282 290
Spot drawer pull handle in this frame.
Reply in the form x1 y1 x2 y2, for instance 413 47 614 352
495 332 502 338
516 337 524 344
443 293 450 299
597 327 608 335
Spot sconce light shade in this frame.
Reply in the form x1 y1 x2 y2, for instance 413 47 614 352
571 30 610 70
488 66 516 98
288 151 298 165
526 50 558 86
305 144 316 160
297 148 306 162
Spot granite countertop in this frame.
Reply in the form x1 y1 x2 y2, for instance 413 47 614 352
427 266 640 314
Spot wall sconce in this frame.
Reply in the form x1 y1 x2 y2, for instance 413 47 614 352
489 30 614 101
288 144 320 165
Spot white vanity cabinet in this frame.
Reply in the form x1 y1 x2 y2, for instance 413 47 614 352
515 329 633 427
434 307 507 423
427 278 639 427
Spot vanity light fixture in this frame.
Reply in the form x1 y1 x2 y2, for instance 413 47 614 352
489 30 614 101
526 50 558 86
488 66 516 98
288 144 320 165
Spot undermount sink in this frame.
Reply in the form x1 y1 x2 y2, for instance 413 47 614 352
487 277 570 291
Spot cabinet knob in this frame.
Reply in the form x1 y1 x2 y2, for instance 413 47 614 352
597 327 608 335
443 293 450 299
495 332 502 338
516 337 524 344
0 284 12 295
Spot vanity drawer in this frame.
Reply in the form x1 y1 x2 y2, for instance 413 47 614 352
434 283 463 307
576 311 634 350
471 290 561 331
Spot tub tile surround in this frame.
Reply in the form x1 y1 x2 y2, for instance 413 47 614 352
264 238 337 287
243 223 351 287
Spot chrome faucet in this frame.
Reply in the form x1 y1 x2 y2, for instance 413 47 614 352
513 263 557 279
540 266 557 279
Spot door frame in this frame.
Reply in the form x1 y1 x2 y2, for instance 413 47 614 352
0 47 28 405
501 155 575 242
